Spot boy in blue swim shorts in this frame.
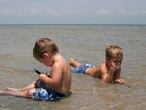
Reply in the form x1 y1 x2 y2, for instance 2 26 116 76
0 38 72 101
71 62 96 74
69 45 125 84
32 80 70 101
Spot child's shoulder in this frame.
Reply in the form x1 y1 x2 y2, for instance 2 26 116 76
97 63 107 73
98 62 106 69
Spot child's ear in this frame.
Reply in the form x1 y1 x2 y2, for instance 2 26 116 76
43 53 49 58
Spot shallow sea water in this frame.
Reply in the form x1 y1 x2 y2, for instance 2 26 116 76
0 24 146 110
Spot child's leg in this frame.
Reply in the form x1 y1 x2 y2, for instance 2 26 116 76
0 80 38 98
5 81 36 92
86 67 99 77
0 88 34 98
69 58 81 67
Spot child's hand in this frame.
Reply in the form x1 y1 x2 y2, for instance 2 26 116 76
39 74 48 80
115 78 125 84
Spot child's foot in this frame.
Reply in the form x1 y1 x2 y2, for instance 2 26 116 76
0 89 10 95
69 58 81 67
70 58 74 61
5 87 18 92
0 90 4 94
69 58 75 66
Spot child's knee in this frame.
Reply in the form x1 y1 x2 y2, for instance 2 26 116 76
27 89 35 97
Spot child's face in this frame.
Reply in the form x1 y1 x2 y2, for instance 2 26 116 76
35 53 50 65
106 58 122 69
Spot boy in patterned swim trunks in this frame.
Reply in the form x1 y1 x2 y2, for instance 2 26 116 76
70 45 125 84
0 38 71 101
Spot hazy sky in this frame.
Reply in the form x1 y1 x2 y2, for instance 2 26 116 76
0 0 146 24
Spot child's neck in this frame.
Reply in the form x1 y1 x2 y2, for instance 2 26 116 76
50 53 59 66
106 63 114 83
105 63 110 73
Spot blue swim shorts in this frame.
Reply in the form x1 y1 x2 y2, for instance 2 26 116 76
71 64 96 74
32 81 69 101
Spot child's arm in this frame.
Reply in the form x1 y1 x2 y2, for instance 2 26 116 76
113 68 125 84
102 74 111 83
39 63 62 89
99 63 122 83
97 64 112 83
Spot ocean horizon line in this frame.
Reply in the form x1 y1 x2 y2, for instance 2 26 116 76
0 23 146 26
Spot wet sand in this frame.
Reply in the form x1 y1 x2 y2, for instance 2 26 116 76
0 24 146 110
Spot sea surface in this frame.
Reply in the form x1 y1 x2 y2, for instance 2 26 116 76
0 24 146 110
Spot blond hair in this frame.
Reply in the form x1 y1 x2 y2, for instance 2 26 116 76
106 45 123 60
33 38 59 61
